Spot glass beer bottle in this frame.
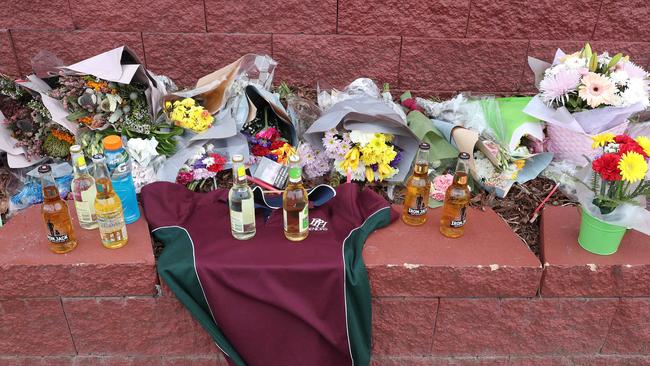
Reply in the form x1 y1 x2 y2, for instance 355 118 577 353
283 155 309 242
39 164 78 254
440 152 471 238
228 154 256 240
92 154 128 249
402 143 431 226
70 145 98 229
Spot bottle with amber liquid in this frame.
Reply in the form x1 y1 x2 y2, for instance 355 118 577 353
39 164 77 254
283 155 309 242
402 143 431 226
440 152 471 238
92 154 128 249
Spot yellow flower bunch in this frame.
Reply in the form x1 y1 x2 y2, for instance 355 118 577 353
167 98 214 133
358 133 398 181
591 133 615 149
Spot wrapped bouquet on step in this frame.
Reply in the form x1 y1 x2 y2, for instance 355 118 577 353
19 46 181 159
525 43 649 165
0 75 75 168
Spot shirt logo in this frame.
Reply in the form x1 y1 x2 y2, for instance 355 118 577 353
309 218 328 232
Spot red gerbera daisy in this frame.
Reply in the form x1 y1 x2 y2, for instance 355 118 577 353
592 153 622 181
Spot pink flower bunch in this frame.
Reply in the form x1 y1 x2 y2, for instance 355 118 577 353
430 174 453 201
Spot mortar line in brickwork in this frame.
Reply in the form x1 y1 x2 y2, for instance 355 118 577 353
590 0 605 40
516 40 532 93
202 0 209 32
598 298 622 354
464 0 473 37
335 0 339 33
396 36 403 89
428 298 441 354
140 32 148 67
6 30 21 75
60 297 79 354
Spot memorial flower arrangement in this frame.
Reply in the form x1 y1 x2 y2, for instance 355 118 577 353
539 44 650 111
247 127 294 164
0 75 75 161
323 129 402 182
176 144 227 191
588 133 650 213
49 75 153 133
164 97 214 133
574 132 650 255
430 174 453 202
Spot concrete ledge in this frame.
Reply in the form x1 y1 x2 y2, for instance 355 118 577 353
365 208 543 297
0 203 157 298
541 206 650 297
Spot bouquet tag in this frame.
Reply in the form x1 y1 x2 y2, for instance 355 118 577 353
252 157 288 189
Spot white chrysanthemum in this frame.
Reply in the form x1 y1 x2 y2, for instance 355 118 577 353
597 52 611 66
349 130 375 147
609 70 630 86
563 55 588 70
620 78 650 107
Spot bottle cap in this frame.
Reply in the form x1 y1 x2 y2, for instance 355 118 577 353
37 164 51 174
419 142 430 150
103 135 122 151
458 152 470 160
289 154 300 164
232 154 244 163
69 144 82 154
92 153 105 162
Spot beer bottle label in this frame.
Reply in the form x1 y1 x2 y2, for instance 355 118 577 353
299 205 309 233
407 194 428 216
45 220 69 243
450 206 467 228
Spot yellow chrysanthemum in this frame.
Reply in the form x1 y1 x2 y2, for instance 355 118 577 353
365 166 375 182
592 132 615 149
636 136 650 156
618 151 648 183
341 147 361 172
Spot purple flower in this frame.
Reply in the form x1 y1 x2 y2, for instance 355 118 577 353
390 150 402 168
265 154 278 162
192 161 207 170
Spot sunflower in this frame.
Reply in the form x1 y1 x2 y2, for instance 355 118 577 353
635 136 650 156
591 132 615 149
618 151 648 183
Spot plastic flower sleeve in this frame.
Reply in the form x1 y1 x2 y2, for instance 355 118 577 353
572 164 650 235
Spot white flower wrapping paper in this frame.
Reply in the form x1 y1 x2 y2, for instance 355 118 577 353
525 49 646 135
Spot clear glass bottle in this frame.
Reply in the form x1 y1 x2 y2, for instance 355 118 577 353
439 152 471 238
39 164 77 254
70 145 98 229
283 155 309 242
92 154 128 249
402 143 431 226
228 154 256 240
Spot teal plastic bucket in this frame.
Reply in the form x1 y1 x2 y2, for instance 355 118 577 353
578 207 627 255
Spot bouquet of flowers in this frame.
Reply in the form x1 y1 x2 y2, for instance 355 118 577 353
246 127 294 164
525 43 650 165
49 75 152 133
0 75 75 164
175 144 227 191
322 129 402 182
164 97 214 133
588 133 650 214
538 44 649 111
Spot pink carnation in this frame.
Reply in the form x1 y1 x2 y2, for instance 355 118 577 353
433 174 453 191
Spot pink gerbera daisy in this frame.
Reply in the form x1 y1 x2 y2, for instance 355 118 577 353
578 72 617 108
